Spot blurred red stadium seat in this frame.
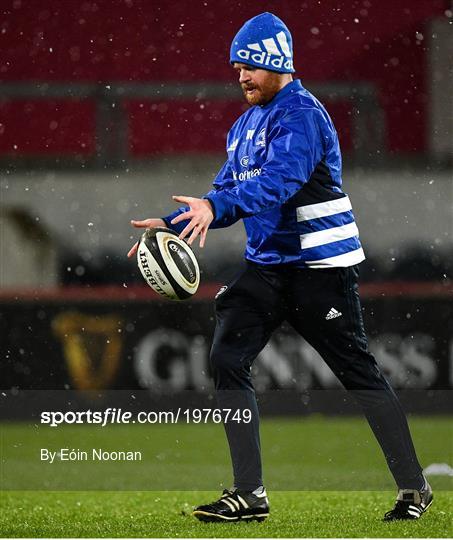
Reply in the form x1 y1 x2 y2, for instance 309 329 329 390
0 0 447 158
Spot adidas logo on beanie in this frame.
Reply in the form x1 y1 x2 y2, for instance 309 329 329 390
230 12 295 73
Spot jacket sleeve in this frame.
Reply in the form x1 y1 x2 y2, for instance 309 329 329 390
202 160 242 229
205 108 323 224
161 160 238 233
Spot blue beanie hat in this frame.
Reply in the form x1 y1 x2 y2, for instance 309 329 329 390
230 12 295 73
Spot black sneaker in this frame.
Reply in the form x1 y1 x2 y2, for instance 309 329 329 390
383 481 433 521
192 488 270 522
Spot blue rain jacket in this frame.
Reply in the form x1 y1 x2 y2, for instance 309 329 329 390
163 79 365 268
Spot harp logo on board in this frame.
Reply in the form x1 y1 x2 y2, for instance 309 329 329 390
52 312 122 390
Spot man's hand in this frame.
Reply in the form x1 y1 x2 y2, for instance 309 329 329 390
170 196 214 248
127 218 165 258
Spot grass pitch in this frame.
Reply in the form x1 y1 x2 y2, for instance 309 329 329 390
0 416 452 537
1 490 452 538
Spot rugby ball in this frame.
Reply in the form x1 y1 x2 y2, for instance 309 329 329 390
137 227 200 300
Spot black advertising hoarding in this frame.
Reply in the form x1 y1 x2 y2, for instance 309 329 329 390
1 283 452 415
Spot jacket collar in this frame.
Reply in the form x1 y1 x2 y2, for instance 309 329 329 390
261 79 303 109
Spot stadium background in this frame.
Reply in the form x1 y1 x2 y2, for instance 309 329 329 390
0 1 452 531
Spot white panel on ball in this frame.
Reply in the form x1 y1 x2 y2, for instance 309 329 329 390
137 242 178 300
156 231 200 295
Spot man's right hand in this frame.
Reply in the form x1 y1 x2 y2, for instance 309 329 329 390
127 218 165 258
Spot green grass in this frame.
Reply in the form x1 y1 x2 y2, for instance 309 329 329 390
1 490 452 537
1 416 452 537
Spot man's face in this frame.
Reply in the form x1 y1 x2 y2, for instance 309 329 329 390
233 62 285 106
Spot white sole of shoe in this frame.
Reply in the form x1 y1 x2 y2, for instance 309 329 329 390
192 510 269 522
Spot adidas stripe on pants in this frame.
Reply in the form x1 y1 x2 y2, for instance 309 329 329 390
210 263 424 491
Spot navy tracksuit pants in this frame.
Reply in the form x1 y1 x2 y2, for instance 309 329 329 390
210 263 424 491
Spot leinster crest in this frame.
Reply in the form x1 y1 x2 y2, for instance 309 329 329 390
255 127 266 148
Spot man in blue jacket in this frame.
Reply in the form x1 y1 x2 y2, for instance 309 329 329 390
128 12 432 523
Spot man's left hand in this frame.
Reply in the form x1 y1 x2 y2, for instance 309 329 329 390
171 195 214 248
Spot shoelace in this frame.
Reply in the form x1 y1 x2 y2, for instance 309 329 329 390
206 489 234 506
384 500 412 518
